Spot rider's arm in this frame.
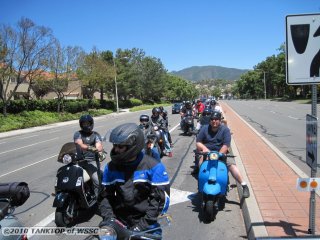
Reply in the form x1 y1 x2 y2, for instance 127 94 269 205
219 144 229 154
94 133 104 152
137 163 170 230
74 132 90 151
99 164 116 220
195 127 209 152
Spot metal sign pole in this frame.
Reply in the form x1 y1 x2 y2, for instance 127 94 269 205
308 84 317 235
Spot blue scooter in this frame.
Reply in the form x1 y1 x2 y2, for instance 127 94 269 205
194 150 234 222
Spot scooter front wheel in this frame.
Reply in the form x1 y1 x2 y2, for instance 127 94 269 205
204 200 217 222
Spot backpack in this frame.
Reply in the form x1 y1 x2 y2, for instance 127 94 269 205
0 182 30 207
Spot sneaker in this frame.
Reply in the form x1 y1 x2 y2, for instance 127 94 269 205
242 185 250 198
168 152 173 157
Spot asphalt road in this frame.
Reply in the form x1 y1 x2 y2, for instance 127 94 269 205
225 99 320 177
0 107 247 240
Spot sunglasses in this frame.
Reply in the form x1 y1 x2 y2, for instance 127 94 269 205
113 144 127 149
210 118 220 121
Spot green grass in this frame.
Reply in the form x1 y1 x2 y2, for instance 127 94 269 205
130 103 171 112
0 109 112 132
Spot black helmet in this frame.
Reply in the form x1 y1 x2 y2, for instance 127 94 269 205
79 115 94 133
152 107 161 115
202 108 212 116
162 109 168 117
210 111 222 120
139 114 149 127
109 123 144 164
140 114 149 122
185 101 191 108
159 106 164 113
210 99 217 106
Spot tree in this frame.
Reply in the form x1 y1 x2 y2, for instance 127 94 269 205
77 48 110 107
48 39 84 112
0 17 54 116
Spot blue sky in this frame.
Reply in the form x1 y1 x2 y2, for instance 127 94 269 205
1 0 319 72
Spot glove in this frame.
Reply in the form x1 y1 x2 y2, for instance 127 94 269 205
99 217 127 239
99 152 106 162
99 217 117 228
87 146 98 152
130 218 149 232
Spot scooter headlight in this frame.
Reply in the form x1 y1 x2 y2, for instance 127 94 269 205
99 226 117 240
209 152 219 160
153 126 159 131
62 154 72 164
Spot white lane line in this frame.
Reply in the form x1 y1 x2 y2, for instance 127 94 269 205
288 115 299 120
28 187 194 239
20 135 39 140
270 111 276 114
48 130 60 134
27 212 56 239
169 123 180 133
0 138 58 155
0 142 6 145
0 154 57 178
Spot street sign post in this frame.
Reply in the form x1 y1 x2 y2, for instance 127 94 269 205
286 13 320 235
286 13 320 85
306 114 317 171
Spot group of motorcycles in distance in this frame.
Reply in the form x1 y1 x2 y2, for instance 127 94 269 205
174 98 218 136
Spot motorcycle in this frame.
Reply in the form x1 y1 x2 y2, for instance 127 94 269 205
194 150 234 222
52 142 106 227
0 182 30 240
98 214 172 240
181 110 194 136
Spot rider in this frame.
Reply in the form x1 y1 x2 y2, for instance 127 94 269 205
180 101 195 131
139 114 161 161
151 107 172 157
195 111 250 198
195 99 205 117
99 123 170 235
195 107 213 132
210 99 228 126
73 114 104 198
160 108 173 147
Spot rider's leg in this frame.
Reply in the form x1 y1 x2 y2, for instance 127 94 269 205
227 160 250 198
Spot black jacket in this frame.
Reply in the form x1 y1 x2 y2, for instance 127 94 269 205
99 152 170 228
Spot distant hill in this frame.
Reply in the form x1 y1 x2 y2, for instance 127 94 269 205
170 65 249 82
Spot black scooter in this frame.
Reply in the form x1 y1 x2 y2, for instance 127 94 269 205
52 142 105 227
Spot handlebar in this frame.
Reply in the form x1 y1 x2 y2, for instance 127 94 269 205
193 150 235 158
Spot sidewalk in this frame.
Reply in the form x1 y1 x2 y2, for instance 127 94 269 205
220 102 320 239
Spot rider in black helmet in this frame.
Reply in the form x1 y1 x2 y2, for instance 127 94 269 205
99 123 170 234
74 114 104 198
139 114 161 161
151 107 172 157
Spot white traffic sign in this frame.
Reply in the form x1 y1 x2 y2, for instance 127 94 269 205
286 13 320 85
